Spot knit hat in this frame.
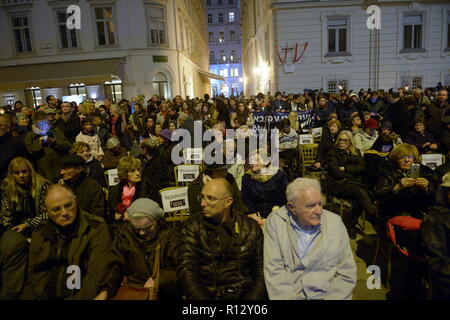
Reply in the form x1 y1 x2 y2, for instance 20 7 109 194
380 121 392 130
106 137 120 149
364 118 379 129
127 198 164 221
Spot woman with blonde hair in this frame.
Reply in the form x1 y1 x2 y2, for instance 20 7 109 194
326 130 376 238
0 157 49 237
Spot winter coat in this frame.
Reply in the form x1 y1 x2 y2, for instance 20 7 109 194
141 155 171 206
264 207 357 300
0 132 29 180
177 210 266 300
315 127 338 166
24 126 71 182
241 168 288 218
99 220 179 300
421 205 450 299
0 228 28 300
326 147 366 191
108 182 146 221
75 132 104 159
354 131 379 156
64 174 106 219
93 124 110 151
85 157 106 187
363 150 391 191
388 101 409 137
404 130 439 154
101 147 128 170
375 164 434 222
188 173 249 216
55 111 81 144
21 210 112 300
0 177 49 230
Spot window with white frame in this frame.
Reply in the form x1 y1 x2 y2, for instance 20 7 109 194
11 13 32 53
403 14 423 50
230 68 239 77
209 32 214 43
220 69 228 77
94 6 116 46
229 12 235 23
221 50 226 61
219 31 224 43
230 50 236 61
218 0 223 5
207 0 211 6
218 13 223 23
208 14 212 23
68 84 86 98
104 79 123 102
210 51 215 62
146 3 167 45
327 80 348 93
327 17 348 54
24 87 42 108
231 83 239 96
56 8 78 49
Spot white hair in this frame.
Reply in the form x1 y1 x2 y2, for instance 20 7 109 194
286 178 321 202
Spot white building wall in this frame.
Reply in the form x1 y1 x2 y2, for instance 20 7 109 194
241 0 450 94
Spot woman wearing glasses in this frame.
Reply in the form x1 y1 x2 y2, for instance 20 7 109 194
326 130 376 239
375 143 434 227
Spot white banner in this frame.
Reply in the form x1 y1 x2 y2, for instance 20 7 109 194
177 165 200 182
105 169 119 186
299 134 314 145
160 187 189 213
421 154 443 170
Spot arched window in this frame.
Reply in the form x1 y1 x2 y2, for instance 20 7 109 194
153 72 169 99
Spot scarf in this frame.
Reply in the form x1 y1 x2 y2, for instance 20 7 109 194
245 165 279 183
111 115 119 136
121 184 136 208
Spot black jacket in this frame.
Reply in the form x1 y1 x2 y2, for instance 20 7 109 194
375 164 434 222
177 211 266 300
55 111 81 144
421 205 450 299
388 100 409 137
64 174 106 219
315 126 338 166
141 156 170 206
326 147 366 190
0 132 29 180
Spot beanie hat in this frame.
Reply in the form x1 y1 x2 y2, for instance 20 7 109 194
60 154 86 167
364 118 379 129
127 198 164 221
380 121 393 130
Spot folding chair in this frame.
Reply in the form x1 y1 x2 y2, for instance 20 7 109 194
299 143 318 176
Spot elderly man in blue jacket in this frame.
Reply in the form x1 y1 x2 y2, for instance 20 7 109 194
264 178 357 300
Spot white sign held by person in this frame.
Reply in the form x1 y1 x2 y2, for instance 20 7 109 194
299 134 314 145
184 148 203 164
161 187 189 213
106 169 119 186
177 165 200 182
421 154 443 170
311 127 323 138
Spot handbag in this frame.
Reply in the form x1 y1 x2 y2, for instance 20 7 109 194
111 243 161 300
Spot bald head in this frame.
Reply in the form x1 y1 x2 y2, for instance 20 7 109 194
204 178 233 198
45 184 78 227
201 178 234 222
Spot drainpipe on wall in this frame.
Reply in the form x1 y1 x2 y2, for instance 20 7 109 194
173 0 182 96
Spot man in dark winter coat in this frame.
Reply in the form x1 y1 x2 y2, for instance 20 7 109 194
24 111 72 182
21 184 112 300
0 225 28 299
55 101 81 144
58 154 106 219
0 114 29 180
178 179 266 300
96 198 179 300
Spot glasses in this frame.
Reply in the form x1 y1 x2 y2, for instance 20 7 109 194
338 138 350 143
197 194 229 203
400 155 414 161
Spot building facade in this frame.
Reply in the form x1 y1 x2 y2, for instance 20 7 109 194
241 0 450 94
0 0 214 107
207 0 243 97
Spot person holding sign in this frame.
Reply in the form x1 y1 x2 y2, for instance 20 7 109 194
178 179 266 300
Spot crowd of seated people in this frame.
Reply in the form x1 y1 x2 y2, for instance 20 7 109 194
0 85 449 300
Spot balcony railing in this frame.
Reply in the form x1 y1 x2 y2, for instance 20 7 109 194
1 0 35 5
